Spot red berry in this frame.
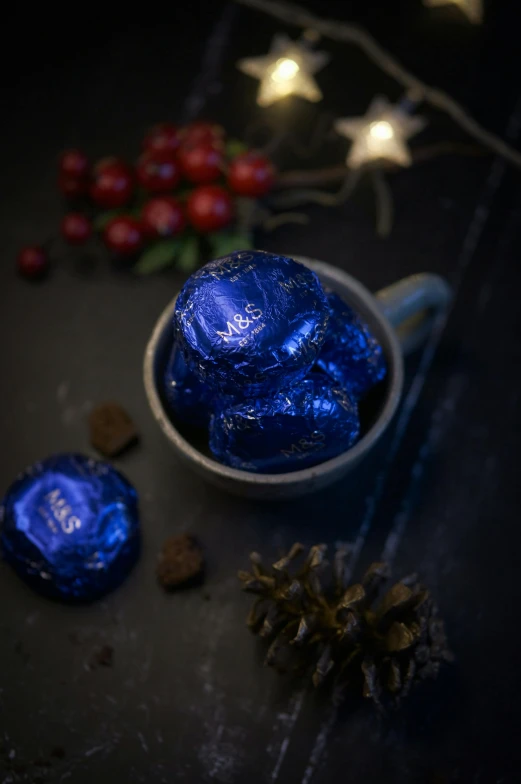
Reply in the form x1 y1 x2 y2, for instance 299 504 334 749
61 213 92 245
228 152 276 197
90 162 134 208
187 185 233 233
179 143 224 184
59 148 89 179
58 174 89 199
137 151 181 193
181 121 225 147
17 246 48 279
141 196 185 238
143 123 180 155
103 216 143 255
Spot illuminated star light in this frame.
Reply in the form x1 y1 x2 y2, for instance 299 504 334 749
423 0 483 24
237 33 330 107
335 97 427 169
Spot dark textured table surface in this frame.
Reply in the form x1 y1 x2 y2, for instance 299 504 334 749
1 2 521 782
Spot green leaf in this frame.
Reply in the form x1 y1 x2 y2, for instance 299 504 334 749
225 139 249 159
134 188 151 206
209 231 253 259
175 187 194 203
93 209 124 230
176 236 200 273
134 238 183 275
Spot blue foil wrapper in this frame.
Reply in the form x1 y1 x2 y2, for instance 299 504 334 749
0 454 140 601
209 376 359 474
316 292 387 398
174 250 329 396
164 339 214 427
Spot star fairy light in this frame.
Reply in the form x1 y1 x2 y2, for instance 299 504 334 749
237 33 330 107
335 97 427 169
423 0 483 24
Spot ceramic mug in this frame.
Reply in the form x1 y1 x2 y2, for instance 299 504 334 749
143 257 451 500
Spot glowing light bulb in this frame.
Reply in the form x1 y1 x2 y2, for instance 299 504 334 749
237 34 329 107
369 121 394 141
423 0 483 24
271 58 300 83
335 97 427 169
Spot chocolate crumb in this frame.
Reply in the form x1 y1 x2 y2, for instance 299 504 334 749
67 631 81 645
50 747 65 760
90 644 114 668
89 402 138 458
14 640 30 664
157 534 205 590
34 756 52 767
203 592 211 601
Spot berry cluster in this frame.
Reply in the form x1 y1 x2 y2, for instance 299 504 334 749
17 121 276 280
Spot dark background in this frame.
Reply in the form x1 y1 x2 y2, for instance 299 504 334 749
1 1 521 781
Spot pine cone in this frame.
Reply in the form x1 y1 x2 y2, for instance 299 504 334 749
238 543 452 707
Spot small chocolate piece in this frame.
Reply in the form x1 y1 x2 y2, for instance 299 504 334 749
50 747 66 760
96 644 114 667
157 533 205 590
89 402 138 458
90 644 114 668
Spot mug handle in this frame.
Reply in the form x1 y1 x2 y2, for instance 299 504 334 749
376 273 452 355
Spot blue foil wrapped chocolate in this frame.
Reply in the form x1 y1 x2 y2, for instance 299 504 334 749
209 376 359 474
164 339 214 427
317 292 387 398
174 250 329 396
0 454 140 601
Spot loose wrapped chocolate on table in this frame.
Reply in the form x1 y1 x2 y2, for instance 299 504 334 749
0 453 140 601
174 250 330 397
209 376 359 473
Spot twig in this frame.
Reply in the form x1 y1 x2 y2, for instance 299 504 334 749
275 165 356 190
269 168 361 208
234 0 521 171
263 212 310 230
275 142 486 189
291 111 337 158
247 112 337 159
261 128 290 156
371 170 394 237
336 167 363 201
411 140 486 164
243 116 279 148
269 189 339 207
